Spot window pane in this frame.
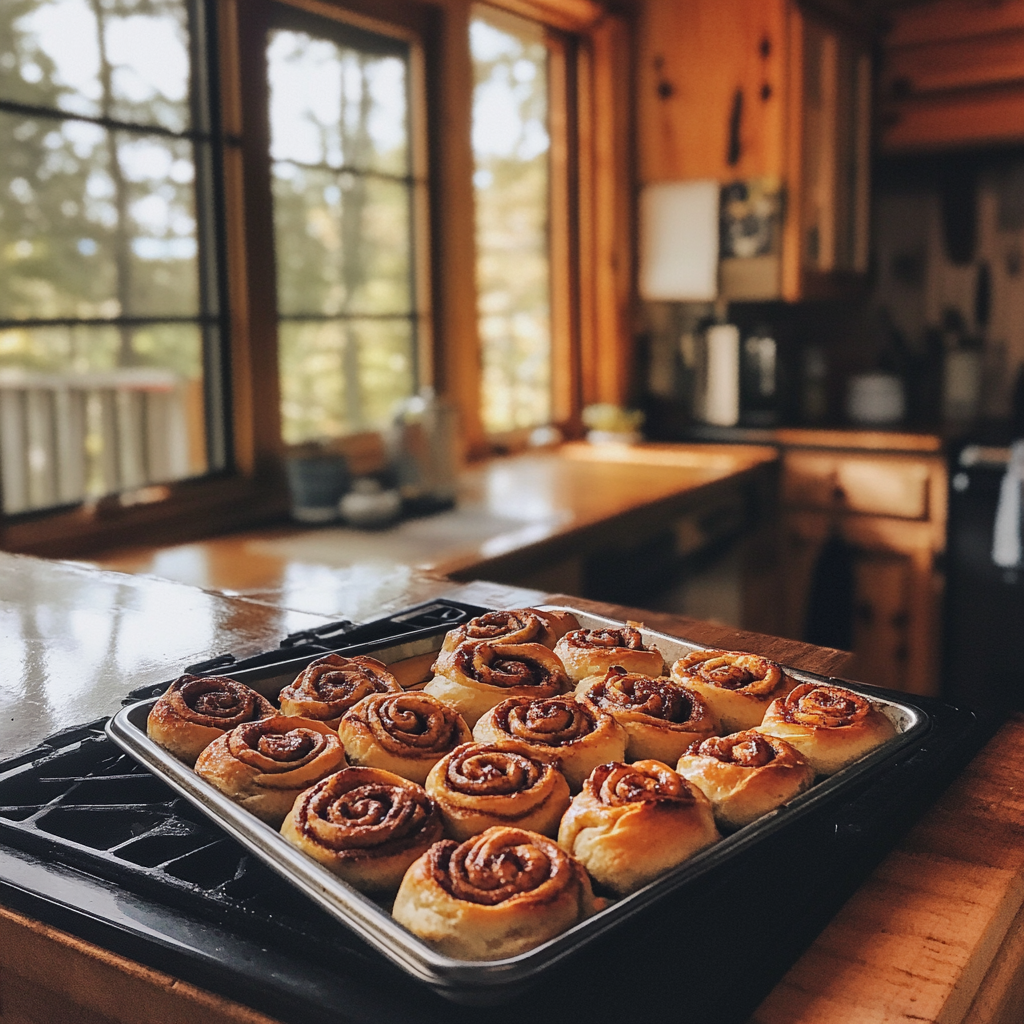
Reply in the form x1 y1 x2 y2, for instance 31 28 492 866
279 318 414 444
0 0 192 133
471 10 551 434
268 20 417 445
0 112 200 319
0 323 206 513
267 29 408 176
272 164 411 317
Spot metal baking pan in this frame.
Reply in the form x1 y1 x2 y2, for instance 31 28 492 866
107 605 928 1003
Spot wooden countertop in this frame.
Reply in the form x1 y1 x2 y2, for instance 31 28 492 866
89 442 778 612
2 558 1021 1024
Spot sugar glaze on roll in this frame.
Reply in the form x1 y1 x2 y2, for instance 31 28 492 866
755 683 897 775
554 625 664 683
576 667 719 763
557 760 719 895
392 826 597 960
670 649 798 732
676 730 815 830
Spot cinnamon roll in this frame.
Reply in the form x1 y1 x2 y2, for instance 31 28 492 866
279 655 401 729
194 716 346 825
676 730 815 830
280 767 443 892
670 649 798 732
554 626 664 683
423 641 569 728
338 693 471 785
557 760 720 895
755 683 897 775
147 675 276 766
440 608 579 654
576 667 719 763
425 741 571 840
473 696 626 791
392 826 597 960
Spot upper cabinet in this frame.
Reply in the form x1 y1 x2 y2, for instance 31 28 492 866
879 0 1024 152
636 0 871 301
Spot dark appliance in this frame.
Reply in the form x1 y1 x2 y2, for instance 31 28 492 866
0 601 986 1023
944 443 1024 714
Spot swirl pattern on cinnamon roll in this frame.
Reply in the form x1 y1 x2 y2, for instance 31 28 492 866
670 649 798 732
392 826 597 959
755 683 897 775
676 730 814 830
425 741 571 840
440 608 579 654
279 655 401 729
554 626 665 683
473 696 626 791
576 667 719 763
557 760 720 895
338 693 471 785
146 675 277 766
280 767 443 891
423 641 569 728
194 716 346 825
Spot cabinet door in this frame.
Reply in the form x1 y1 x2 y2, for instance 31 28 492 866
637 0 787 183
791 9 871 280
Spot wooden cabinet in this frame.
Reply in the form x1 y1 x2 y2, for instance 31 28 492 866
779 447 947 696
636 0 871 301
880 0 1024 152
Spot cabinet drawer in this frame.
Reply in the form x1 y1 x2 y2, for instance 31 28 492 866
782 452 932 520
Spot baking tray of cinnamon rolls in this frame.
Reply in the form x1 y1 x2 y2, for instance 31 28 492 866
106 604 927 1001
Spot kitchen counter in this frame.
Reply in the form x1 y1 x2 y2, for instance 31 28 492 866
672 423 946 453
90 442 778 614
0 554 1022 1024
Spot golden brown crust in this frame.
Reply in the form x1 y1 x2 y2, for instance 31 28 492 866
669 649 798 732
439 608 579 654
576 668 719 763
280 767 443 891
392 826 597 960
554 626 665 683
425 741 571 840
675 730 815 830
423 641 569 728
338 693 471 785
472 696 627 791
557 760 720 895
278 655 401 729
194 716 346 825
146 675 277 766
755 683 897 775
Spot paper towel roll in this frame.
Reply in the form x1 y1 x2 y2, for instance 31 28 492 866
702 324 740 426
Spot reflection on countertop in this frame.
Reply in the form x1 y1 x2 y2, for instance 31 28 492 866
90 442 778 614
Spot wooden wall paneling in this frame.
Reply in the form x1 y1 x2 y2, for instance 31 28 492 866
235 1 284 473
885 0 1024 48
548 35 577 428
883 29 1024 97
575 36 598 412
588 13 633 407
881 84 1024 151
425 1 486 458
781 0 804 301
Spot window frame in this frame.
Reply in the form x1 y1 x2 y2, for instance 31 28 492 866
0 0 632 557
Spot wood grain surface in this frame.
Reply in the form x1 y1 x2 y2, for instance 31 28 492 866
0 905 282 1024
753 713 1024 1024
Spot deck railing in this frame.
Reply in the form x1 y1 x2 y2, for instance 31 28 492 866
0 369 200 515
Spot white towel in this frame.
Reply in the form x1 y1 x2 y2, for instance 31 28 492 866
992 439 1024 568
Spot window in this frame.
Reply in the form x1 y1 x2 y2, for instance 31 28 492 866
0 0 226 515
471 7 552 434
266 7 421 445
